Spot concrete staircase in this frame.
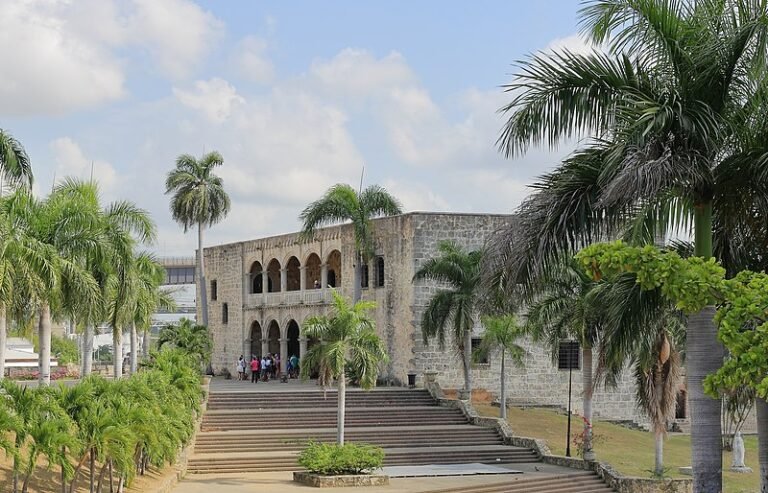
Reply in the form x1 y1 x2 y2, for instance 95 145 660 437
188 387 538 474
424 471 615 493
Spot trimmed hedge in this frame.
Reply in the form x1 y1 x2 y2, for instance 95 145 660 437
297 441 384 475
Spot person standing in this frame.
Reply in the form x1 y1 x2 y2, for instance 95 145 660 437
289 354 299 378
261 355 270 382
237 355 245 381
250 356 260 383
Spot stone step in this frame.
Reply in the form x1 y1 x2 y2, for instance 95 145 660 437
423 472 614 493
201 417 468 431
206 395 436 409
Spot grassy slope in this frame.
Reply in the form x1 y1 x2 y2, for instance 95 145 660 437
474 404 759 493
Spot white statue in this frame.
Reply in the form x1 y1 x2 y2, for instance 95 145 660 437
730 431 752 473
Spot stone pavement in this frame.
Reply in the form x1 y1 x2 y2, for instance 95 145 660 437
174 462 580 492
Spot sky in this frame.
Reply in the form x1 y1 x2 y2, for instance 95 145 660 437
0 0 589 256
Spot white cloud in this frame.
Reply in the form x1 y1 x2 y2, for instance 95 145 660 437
50 137 118 196
0 0 223 117
232 36 274 84
173 78 245 123
381 180 450 212
545 33 602 56
0 1 125 115
129 0 224 78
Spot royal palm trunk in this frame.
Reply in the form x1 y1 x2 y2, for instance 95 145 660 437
654 378 665 476
463 329 472 398
113 327 123 379
582 345 595 461
353 251 362 302
38 303 52 385
0 304 6 381
130 322 138 374
198 222 209 327
142 329 150 359
337 370 346 444
499 350 507 420
757 398 768 492
688 306 724 493
82 324 94 376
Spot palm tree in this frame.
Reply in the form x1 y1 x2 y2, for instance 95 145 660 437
299 184 402 302
165 151 230 328
474 314 526 420
523 260 601 460
300 291 388 444
0 129 33 191
495 2 768 489
413 242 482 400
157 318 212 368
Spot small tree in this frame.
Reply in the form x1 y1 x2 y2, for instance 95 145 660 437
473 315 527 420
300 291 388 444
157 318 212 369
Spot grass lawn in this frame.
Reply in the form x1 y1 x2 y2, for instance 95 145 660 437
474 404 759 493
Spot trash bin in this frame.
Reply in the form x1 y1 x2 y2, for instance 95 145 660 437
407 372 417 388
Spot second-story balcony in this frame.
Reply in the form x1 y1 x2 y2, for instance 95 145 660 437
244 288 336 308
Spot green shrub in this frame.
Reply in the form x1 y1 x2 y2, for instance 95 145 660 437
297 441 384 475
51 335 80 365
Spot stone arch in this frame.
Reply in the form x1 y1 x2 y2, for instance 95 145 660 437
286 320 300 358
305 253 322 289
326 249 341 288
249 321 262 358
285 256 301 291
249 261 263 294
266 258 281 293
267 320 280 355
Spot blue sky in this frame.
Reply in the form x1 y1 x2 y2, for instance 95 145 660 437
1 0 586 255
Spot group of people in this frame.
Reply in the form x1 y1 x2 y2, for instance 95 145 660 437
236 353 300 382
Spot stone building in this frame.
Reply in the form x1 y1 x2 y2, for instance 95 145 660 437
201 211 645 424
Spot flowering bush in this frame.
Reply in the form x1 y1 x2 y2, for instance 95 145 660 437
12 368 79 381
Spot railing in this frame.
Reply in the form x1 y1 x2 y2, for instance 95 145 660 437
245 289 335 307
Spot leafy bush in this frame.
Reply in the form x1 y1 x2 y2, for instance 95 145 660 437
51 335 80 365
298 441 384 475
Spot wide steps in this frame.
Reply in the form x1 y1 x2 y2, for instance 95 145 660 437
206 390 435 410
424 472 614 493
187 447 539 474
194 427 502 453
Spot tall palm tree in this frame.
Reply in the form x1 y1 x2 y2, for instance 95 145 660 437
300 291 388 444
473 314 526 420
495 2 768 490
157 318 212 368
300 184 402 302
524 260 601 460
413 242 482 400
0 129 33 191
165 151 230 328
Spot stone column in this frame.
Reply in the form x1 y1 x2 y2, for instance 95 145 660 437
299 336 308 362
243 273 250 298
321 263 328 290
300 266 307 291
280 337 288 376
261 270 268 297
261 337 269 358
280 267 287 293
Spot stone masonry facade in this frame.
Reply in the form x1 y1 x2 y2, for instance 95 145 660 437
201 212 645 424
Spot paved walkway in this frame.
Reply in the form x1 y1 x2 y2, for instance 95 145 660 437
174 462 578 492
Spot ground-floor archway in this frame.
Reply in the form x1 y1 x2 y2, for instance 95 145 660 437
267 320 280 355
249 321 262 358
287 320 300 358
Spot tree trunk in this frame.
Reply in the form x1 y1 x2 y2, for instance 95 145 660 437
353 251 362 302
142 329 150 359
499 351 507 421
82 324 94 376
582 344 595 461
463 329 472 398
0 303 6 381
337 369 346 444
61 446 67 493
757 398 768 492
89 448 95 493
130 322 138 374
39 303 52 385
655 430 664 477
688 306 724 493
113 327 123 379
198 222 209 327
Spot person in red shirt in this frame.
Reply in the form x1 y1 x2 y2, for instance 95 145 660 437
250 356 260 383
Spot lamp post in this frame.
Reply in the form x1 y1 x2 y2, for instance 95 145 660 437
559 340 580 457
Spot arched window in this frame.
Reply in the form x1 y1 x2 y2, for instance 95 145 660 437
361 264 369 289
210 280 218 300
222 303 228 324
376 256 385 287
